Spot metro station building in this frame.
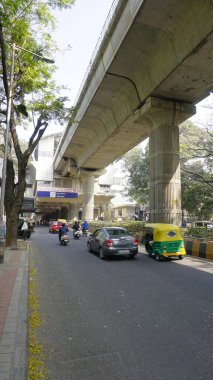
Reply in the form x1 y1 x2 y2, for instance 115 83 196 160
32 133 136 222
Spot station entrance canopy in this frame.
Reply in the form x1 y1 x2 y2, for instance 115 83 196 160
35 187 79 214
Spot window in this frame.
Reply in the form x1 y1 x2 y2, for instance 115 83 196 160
107 229 128 236
100 184 110 189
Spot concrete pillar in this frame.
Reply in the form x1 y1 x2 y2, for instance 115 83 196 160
149 121 182 224
56 208 61 219
61 206 68 220
81 174 95 221
68 204 79 221
102 203 111 221
134 97 196 225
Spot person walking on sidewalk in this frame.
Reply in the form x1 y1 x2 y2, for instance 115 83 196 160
21 220 28 241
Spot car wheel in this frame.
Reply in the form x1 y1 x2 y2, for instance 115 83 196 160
87 242 92 253
178 255 183 260
128 254 135 259
99 248 105 260
155 254 161 261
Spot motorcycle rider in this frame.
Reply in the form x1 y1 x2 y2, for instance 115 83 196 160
72 220 81 238
81 220 89 235
59 223 67 242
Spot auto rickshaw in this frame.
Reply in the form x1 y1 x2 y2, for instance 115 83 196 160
142 223 186 261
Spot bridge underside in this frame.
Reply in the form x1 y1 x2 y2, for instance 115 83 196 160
54 0 213 224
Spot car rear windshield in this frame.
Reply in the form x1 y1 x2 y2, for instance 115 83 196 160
52 221 60 225
107 229 129 236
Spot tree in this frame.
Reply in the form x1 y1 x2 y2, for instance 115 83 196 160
180 121 213 219
0 0 74 246
121 121 213 221
180 120 213 185
181 162 213 220
122 143 149 205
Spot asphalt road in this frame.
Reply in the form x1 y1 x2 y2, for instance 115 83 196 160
31 227 213 380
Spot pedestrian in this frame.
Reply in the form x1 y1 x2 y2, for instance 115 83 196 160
21 220 28 241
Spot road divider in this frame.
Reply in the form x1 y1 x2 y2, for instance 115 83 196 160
184 238 213 260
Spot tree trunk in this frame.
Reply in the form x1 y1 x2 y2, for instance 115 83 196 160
6 211 19 247
5 156 27 246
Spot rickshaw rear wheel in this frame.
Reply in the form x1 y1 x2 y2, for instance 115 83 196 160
155 254 161 261
178 255 183 260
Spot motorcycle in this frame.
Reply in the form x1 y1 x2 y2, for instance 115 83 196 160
61 234 69 246
82 229 89 237
73 229 82 239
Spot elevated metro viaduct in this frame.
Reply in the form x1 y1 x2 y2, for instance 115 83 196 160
53 0 213 224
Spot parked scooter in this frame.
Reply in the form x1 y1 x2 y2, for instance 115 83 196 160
61 234 69 245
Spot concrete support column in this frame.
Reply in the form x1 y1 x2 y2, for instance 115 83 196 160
149 121 182 224
55 209 61 219
68 204 79 221
134 97 196 225
81 174 95 221
102 203 111 221
61 206 68 220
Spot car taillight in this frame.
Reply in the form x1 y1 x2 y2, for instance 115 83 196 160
134 239 138 246
163 245 166 252
106 239 113 247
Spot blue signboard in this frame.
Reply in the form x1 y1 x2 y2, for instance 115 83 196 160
37 191 78 199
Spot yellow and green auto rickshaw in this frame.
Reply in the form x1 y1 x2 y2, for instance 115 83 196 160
142 223 186 261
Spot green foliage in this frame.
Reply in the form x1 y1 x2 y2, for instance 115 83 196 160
0 0 75 243
122 143 149 205
0 0 75 105
120 121 212 220
17 104 28 117
180 121 213 219
89 220 145 235
185 227 213 240
182 179 213 219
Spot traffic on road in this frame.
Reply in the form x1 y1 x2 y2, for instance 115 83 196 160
30 226 213 380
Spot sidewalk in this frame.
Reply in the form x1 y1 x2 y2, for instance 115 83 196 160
0 241 29 380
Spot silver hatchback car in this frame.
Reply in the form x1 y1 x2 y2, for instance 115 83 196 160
87 227 138 259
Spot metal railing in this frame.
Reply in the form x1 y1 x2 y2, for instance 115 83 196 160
73 0 122 106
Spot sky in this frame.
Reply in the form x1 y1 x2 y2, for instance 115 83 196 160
52 0 114 106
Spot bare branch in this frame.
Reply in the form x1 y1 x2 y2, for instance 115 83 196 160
25 119 48 157
181 167 213 188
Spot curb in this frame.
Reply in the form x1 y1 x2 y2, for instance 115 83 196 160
184 238 213 260
0 243 29 380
